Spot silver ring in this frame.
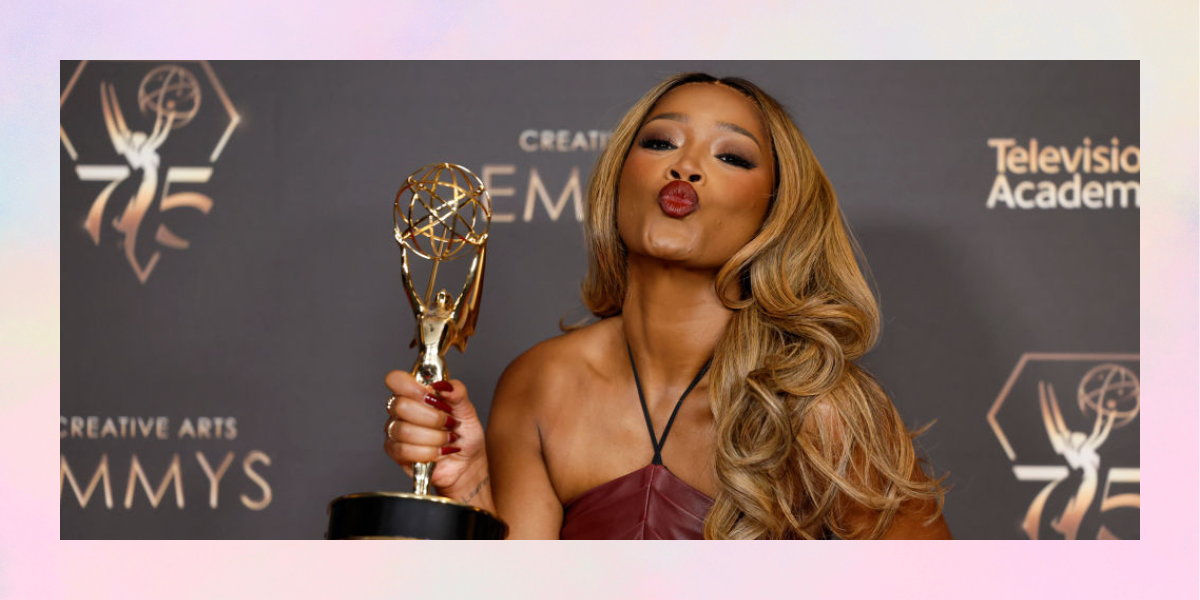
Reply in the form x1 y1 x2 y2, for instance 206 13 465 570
385 418 398 441
387 395 397 414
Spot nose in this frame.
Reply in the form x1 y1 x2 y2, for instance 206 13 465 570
666 144 704 183
669 168 702 183
670 169 702 183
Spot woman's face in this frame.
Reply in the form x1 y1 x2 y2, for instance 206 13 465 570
617 82 775 270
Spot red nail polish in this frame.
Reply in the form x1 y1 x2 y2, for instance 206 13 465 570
424 394 453 413
448 431 459 443
440 446 461 456
431 380 453 393
445 415 458 429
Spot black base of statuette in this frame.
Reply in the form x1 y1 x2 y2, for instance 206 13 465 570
326 492 508 540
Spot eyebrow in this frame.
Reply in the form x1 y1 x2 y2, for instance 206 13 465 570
645 112 762 149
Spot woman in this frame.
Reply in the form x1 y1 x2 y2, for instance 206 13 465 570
383 73 951 539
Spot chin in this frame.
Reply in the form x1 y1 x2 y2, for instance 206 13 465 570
644 241 693 263
636 223 697 263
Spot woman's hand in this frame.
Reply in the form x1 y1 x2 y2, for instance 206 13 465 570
383 371 491 506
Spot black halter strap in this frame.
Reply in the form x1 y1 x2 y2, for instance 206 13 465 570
627 343 713 466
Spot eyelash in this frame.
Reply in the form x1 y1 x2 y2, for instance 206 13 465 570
638 137 676 151
718 153 756 169
637 136 757 170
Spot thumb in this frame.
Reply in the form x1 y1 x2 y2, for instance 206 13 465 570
430 379 476 416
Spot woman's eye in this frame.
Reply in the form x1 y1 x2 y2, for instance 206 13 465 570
718 153 756 169
638 137 675 151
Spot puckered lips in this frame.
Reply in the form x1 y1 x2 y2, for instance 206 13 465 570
657 181 699 218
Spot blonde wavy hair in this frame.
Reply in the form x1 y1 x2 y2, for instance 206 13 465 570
579 73 945 539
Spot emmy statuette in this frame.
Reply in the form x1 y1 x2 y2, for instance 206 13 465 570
326 164 508 540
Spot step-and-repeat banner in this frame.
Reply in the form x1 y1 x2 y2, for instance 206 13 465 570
60 61 1138 539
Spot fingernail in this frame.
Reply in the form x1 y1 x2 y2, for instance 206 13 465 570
431 380 453 393
424 394 453 413
445 415 458 430
440 446 461 456
448 431 459 444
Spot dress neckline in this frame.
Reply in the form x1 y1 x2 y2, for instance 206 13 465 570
563 463 714 509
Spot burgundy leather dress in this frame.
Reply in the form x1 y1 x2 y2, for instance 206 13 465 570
559 349 715 540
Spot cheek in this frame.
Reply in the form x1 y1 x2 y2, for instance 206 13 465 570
730 181 773 230
618 153 656 195
710 184 773 256
748 175 775 228
616 156 655 226
751 193 772 229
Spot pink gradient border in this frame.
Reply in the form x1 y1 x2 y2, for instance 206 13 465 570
5 2 1195 598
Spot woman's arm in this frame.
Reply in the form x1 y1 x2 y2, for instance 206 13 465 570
485 350 564 539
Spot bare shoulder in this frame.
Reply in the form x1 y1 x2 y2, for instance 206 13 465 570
492 317 622 419
798 364 890 439
486 318 621 537
800 364 951 539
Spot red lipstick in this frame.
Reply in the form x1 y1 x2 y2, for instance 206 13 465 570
657 181 699 218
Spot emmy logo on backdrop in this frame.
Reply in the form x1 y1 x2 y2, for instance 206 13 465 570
62 61 240 284
326 164 508 540
989 354 1140 540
